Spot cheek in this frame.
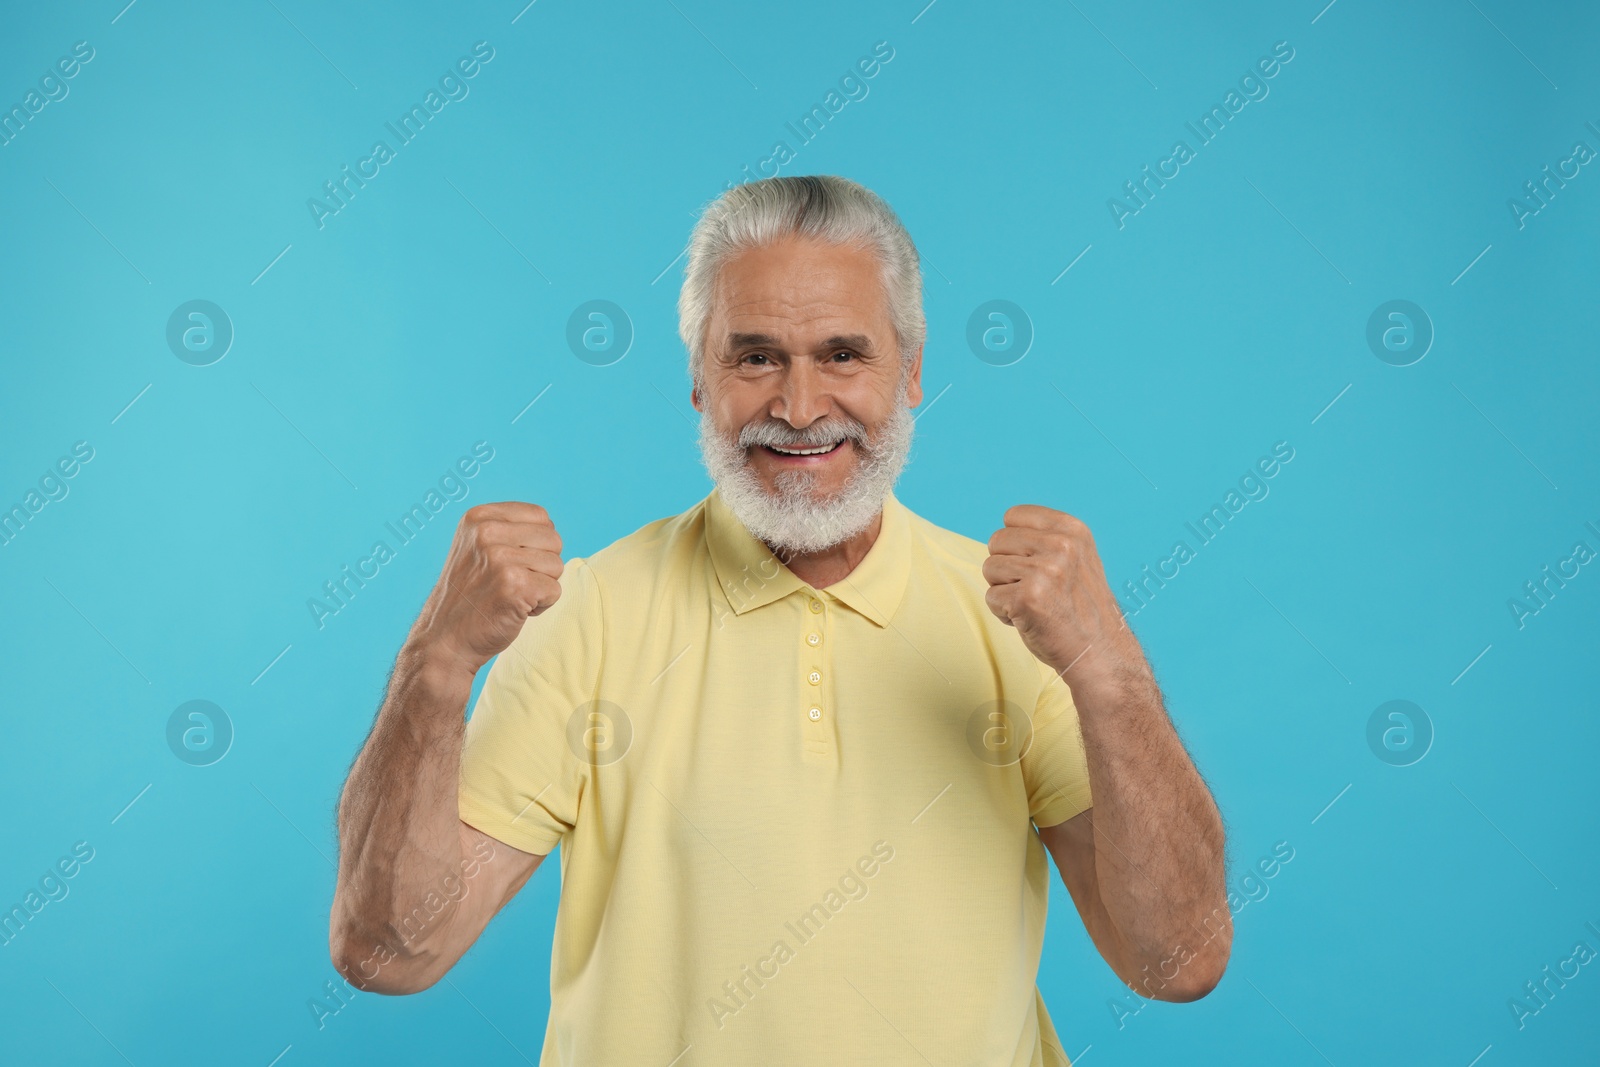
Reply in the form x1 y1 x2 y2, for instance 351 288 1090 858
715 389 777 439
716 406 755 445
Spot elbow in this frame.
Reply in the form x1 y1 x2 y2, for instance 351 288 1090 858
329 918 439 997
1121 932 1231 1003
1151 942 1231 1003
1157 966 1224 1002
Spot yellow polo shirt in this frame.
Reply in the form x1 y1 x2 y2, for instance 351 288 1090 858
458 486 1094 1066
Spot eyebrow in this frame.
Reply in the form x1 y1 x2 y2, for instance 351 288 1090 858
724 332 877 356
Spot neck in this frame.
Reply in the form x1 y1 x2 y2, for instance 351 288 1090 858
769 510 884 590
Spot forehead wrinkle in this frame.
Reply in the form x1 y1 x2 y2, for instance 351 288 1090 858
719 301 875 350
718 260 871 314
703 236 897 364
723 330 878 357
722 287 866 321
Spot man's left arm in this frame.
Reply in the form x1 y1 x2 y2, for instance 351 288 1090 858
985 504 1231 1001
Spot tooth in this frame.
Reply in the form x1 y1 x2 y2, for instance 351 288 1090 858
771 441 838 455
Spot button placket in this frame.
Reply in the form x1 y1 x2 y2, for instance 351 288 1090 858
803 596 829 732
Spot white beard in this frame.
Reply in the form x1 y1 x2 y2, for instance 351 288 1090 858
697 376 916 557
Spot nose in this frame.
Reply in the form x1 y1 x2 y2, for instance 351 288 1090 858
771 359 830 430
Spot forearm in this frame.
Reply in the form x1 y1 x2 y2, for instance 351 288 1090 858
327 500 563 992
1072 665 1230 993
983 506 1230 994
330 645 476 988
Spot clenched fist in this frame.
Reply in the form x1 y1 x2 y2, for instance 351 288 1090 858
405 502 564 678
983 504 1148 700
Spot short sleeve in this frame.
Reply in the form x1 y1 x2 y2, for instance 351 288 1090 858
458 556 603 856
1021 657 1094 829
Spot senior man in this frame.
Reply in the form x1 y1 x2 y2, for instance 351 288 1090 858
330 175 1230 1065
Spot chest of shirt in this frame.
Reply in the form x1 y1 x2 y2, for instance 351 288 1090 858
573 574 1049 848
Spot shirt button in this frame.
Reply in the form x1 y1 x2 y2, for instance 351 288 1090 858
806 633 821 646
807 670 822 685
808 599 823 614
808 706 822 721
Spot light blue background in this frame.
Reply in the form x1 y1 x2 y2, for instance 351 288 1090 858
2 1 1596 1064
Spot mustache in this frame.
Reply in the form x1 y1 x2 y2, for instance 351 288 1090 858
737 415 868 451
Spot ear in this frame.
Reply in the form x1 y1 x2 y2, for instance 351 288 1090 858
690 384 702 412
905 343 925 408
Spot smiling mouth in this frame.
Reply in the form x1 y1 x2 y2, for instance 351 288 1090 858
762 440 845 457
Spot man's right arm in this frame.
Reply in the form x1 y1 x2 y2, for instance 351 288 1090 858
328 502 565 995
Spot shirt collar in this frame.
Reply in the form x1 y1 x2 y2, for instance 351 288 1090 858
704 486 913 628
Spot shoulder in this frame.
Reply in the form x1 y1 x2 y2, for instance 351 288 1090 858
899 499 1058 686
573 495 713 591
899 497 991 577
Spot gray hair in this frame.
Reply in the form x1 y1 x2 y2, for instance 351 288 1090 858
676 175 925 391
